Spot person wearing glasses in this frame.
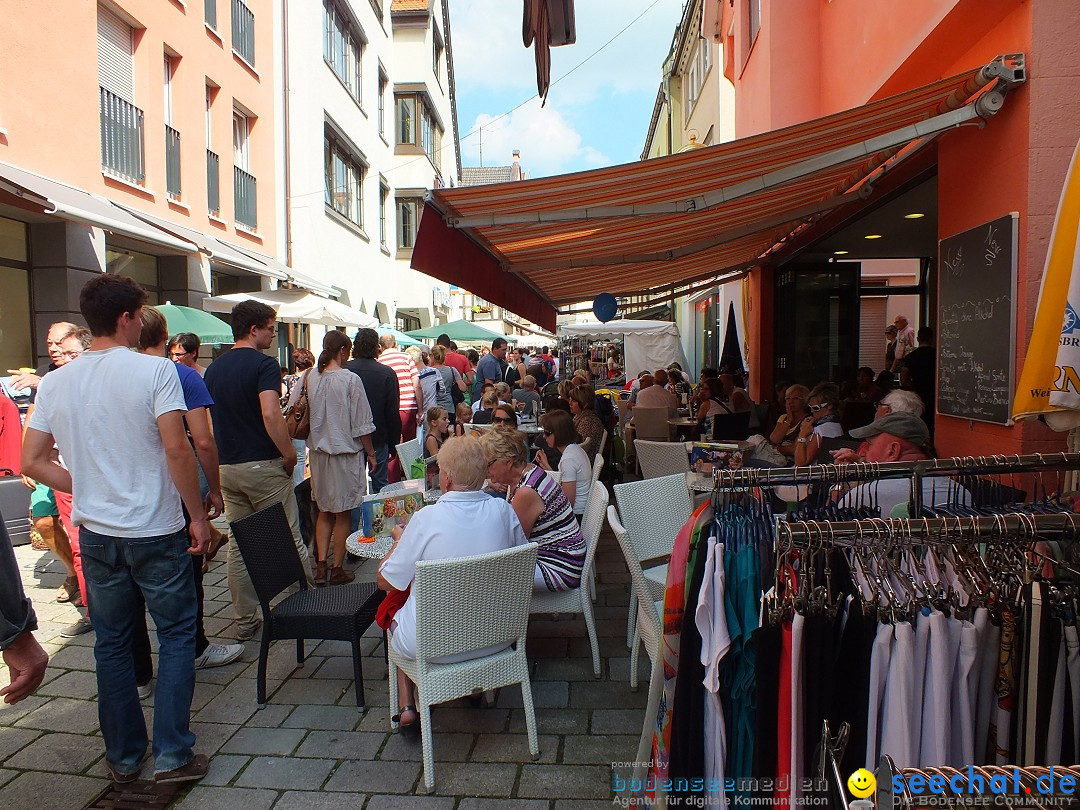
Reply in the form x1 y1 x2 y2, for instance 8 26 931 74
167 333 205 376
535 410 591 520
794 383 844 466
204 300 310 642
481 426 585 594
767 384 811 460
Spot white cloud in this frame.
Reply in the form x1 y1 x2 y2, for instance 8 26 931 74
450 0 684 105
459 99 610 178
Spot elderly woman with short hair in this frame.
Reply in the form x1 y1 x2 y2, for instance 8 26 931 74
377 436 528 732
768 383 811 459
794 382 844 466
481 426 585 594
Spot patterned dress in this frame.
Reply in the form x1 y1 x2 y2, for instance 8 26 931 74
516 464 586 590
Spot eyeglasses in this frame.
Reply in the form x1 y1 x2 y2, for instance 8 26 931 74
169 351 190 359
492 416 513 424
59 350 83 360
542 429 553 436
808 403 829 412
486 458 500 469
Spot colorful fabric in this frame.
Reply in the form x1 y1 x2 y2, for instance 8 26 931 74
29 482 58 519
378 350 419 410
517 463 585 590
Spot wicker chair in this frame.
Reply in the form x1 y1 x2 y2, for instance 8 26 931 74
230 503 385 710
591 454 605 484
396 438 422 477
530 483 609 677
634 440 689 479
388 543 541 791
612 474 692 683
607 505 663 786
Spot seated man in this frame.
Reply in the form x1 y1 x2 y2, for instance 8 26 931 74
376 436 527 731
834 412 970 516
512 375 541 419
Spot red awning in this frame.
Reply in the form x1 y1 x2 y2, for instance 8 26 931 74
413 58 1024 332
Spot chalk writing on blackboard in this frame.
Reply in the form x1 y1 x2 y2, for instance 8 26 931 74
984 224 1003 266
943 246 964 278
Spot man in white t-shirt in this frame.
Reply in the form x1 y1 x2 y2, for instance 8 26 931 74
22 274 211 785
377 436 526 731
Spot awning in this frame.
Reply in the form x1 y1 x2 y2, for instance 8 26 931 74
412 56 1026 332
0 159 198 254
116 205 288 281
202 289 375 327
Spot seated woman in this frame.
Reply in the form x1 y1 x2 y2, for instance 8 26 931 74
794 383 844 466
471 390 499 424
422 406 450 459
568 385 605 463
481 426 586 594
535 410 592 519
490 402 518 428
377 436 528 731
694 376 733 438
768 384 811 460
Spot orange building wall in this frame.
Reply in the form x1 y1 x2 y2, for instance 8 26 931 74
0 0 277 253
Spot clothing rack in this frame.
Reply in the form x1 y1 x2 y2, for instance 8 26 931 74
712 452 1080 513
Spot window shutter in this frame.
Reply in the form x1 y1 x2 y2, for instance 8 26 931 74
859 297 888 371
98 8 134 101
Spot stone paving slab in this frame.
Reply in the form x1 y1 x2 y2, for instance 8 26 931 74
2 529 652 805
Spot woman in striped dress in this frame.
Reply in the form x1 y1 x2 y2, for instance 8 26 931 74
481 425 585 592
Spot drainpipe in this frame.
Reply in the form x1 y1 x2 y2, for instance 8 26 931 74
281 0 296 348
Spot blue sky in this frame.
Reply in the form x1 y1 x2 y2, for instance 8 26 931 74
450 0 687 179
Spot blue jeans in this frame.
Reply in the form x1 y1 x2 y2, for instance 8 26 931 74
352 444 389 532
79 527 198 776
291 438 307 488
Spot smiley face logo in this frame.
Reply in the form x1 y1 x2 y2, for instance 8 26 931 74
847 768 876 799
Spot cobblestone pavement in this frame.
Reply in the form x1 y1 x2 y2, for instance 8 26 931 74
0 527 648 809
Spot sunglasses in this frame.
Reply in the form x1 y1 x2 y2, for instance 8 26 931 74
492 416 513 424
808 403 829 412
543 429 553 436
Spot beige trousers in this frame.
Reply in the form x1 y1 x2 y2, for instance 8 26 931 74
221 458 313 633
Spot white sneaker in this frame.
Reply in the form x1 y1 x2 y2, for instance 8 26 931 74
137 682 152 700
194 643 245 670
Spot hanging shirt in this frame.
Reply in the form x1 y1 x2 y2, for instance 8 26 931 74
865 622 895 768
695 538 732 801
880 620 919 768
918 610 961 767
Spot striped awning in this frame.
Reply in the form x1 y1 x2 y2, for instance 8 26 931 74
412 58 1025 332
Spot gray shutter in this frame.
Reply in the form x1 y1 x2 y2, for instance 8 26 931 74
97 8 134 101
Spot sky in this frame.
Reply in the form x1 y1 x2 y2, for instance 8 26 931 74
449 0 687 179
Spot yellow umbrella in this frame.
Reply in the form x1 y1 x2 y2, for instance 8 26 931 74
1012 136 1080 431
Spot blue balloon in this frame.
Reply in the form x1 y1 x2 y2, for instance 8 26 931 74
593 293 618 323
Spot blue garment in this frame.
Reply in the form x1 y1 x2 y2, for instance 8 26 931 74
173 362 213 410
473 352 504 399
350 444 390 533
79 527 198 776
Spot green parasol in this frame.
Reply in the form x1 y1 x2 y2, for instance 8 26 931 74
156 303 234 344
405 318 513 346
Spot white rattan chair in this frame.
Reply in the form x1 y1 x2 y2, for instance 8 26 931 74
387 543 540 791
396 438 422 477
530 483 608 677
596 429 608 458
591 454 605 484
613 474 692 681
586 456 605 601
607 504 663 786
634 440 689 480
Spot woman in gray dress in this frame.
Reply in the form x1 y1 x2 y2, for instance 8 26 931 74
307 331 377 586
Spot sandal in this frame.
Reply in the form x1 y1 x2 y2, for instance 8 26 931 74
56 575 80 604
392 705 420 734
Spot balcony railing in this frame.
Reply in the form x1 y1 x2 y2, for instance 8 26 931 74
100 87 145 184
207 150 220 216
165 126 181 199
205 0 216 28
234 166 257 229
231 0 255 66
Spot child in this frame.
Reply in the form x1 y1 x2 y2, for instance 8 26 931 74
454 402 472 437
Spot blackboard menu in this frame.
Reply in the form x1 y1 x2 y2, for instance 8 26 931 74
937 213 1018 424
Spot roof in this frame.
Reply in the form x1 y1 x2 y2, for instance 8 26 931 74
410 59 1025 333
390 0 429 13
460 166 516 187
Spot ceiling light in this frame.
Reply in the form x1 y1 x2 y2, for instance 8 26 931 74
833 250 849 255
904 213 926 219
864 234 883 240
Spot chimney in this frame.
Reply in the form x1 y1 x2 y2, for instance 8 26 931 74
511 150 522 181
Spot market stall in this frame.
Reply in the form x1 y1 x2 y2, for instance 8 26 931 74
558 320 690 385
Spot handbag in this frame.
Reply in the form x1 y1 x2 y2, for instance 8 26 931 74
449 366 465 405
284 371 310 440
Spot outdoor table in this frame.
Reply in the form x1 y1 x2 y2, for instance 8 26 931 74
345 489 443 559
668 416 699 441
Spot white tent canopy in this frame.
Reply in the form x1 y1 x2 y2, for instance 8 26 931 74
201 289 376 327
559 320 690 381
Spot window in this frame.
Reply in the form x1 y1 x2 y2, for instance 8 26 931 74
205 86 213 148
98 6 134 102
748 0 761 47
324 128 366 228
685 38 711 118
395 92 443 170
98 7 143 183
397 197 420 249
379 182 388 247
377 70 387 137
205 0 216 29
232 0 255 66
323 0 364 104
232 110 249 170
164 57 181 199
433 26 444 84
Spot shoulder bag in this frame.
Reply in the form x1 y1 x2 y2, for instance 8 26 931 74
285 370 310 440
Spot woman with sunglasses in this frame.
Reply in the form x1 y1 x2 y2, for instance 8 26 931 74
167 332 206 376
489 403 518 428
794 383 844 466
481 426 585 593
535 410 591 520
768 384 811 459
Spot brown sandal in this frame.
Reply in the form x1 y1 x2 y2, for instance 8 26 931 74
56 575 80 604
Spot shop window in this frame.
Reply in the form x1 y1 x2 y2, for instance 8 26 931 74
0 264 32 373
0 216 28 263
107 248 161 304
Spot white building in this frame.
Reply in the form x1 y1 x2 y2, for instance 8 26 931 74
280 0 460 344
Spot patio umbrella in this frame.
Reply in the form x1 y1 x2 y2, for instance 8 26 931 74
377 325 426 348
156 303 233 344
201 289 377 328
1013 136 1080 431
406 318 513 346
